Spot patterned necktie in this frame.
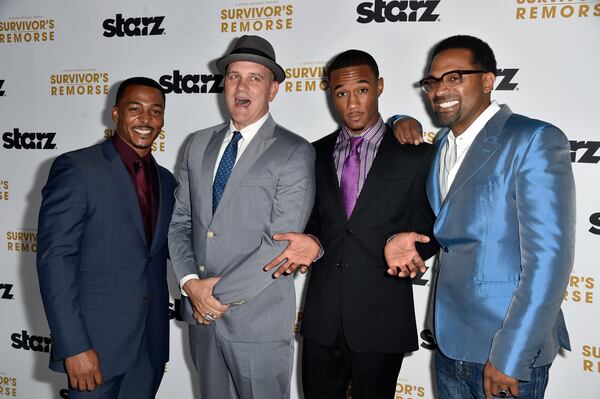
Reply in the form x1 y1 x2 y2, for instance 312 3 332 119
440 137 457 200
213 131 243 213
340 136 364 218
133 160 152 245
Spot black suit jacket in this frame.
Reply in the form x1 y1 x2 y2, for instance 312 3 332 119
301 125 437 354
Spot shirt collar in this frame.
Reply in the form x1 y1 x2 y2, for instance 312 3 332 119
111 133 153 167
341 115 385 143
448 101 501 148
229 112 270 142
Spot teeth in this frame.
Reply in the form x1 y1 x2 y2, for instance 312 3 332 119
438 100 459 109
134 127 152 135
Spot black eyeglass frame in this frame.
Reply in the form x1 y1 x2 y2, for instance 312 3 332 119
419 70 488 93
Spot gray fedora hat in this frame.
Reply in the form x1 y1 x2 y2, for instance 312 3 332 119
216 35 286 83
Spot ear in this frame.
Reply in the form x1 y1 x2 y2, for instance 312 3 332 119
269 80 280 102
483 72 495 94
377 77 384 97
111 106 119 124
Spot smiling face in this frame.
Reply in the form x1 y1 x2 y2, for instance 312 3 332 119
224 61 279 131
112 84 164 157
427 48 495 136
329 64 383 135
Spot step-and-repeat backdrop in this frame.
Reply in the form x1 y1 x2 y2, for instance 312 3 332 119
1 0 599 398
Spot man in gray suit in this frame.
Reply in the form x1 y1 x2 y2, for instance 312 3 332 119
168 35 315 399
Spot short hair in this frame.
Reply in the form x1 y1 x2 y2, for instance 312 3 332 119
327 49 379 80
429 35 497 76
115 76 166 106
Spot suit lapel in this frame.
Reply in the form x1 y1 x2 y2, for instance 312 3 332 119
150 164 168 253
202 125 228 222
320 133 347 223
349 127 392 222
441 105 513 209
427 129 449 216
102 140 147 247
213 116 277 217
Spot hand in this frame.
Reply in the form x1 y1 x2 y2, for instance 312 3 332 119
264 233 321 278
483 361 520 398
393 117 424 145
384 232 429 278
64 349 103 391
183 277 230 325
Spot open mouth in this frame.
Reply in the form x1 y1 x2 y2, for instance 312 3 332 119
133 126 153 137
437 100 459 109
434 98 460 112
235 98 251 107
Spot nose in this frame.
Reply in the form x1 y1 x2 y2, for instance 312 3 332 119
347 92 359 109
432 81 450 97
236 76 249 91
138 111 149 123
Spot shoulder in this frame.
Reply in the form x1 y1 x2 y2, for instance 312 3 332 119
273 123 311 147
312 130 339 151
51 142 104 170
382 126 434 157
187 122 228 146
503 113 568 147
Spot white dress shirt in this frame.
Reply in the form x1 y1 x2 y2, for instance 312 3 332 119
439 101 501 200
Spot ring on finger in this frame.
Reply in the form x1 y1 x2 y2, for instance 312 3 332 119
498 389 509 398
203 313 215 322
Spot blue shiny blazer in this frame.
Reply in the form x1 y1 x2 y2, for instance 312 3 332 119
428 104 575 380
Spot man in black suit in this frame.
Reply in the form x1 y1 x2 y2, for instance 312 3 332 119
265 50 437 398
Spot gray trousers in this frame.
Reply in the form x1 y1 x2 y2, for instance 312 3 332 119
189 323 293 399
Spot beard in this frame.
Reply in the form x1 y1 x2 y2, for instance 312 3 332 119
432 95 461 127
435 108 461 127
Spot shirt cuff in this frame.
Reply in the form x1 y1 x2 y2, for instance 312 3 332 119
386 233 398 244
180 274 200 297
307 234 324 262
390 114 422 131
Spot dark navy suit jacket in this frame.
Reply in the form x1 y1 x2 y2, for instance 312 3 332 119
37 140 176 377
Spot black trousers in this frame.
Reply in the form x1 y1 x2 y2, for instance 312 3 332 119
302 326 404 399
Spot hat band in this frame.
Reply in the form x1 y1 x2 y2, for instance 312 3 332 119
230 47 276 62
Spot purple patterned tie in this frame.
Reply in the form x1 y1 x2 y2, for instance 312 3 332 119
340 136 364 218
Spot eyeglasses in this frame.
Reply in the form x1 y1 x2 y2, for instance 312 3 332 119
419 70 487 93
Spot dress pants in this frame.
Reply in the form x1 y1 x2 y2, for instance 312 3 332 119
189 323 294 399
302 326 404 399
68 333 164 399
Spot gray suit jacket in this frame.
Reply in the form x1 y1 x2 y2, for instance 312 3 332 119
169 115 315 342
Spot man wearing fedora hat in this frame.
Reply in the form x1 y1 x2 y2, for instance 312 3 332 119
168 35 315 398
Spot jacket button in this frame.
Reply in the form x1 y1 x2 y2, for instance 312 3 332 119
143 296 149 303
444 247 449 253
199 265 205 272
345 228 355 235
207 231 215 238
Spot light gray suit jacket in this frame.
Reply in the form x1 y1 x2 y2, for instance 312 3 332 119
169 115 315 342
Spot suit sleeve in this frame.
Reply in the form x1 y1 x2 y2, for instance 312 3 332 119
409 145 439 260
212 142 316 304
36 155 92 361
489 125 575 380
168 135 200 282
